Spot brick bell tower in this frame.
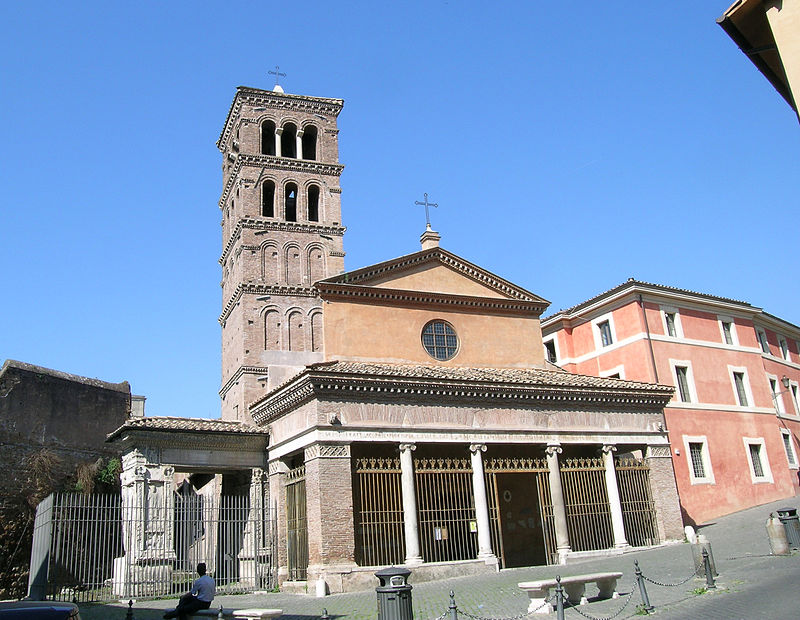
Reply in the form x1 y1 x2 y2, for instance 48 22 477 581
216 83 345 422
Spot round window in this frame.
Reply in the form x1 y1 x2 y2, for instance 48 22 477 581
421 320 459 361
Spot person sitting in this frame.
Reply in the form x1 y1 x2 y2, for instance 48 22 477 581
163 562 216 619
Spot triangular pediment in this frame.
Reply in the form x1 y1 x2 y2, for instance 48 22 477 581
317 247 549 306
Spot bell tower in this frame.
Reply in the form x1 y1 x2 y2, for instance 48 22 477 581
216 84 345 421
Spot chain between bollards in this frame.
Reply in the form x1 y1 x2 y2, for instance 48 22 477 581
702 548 717 590
634 560 654 613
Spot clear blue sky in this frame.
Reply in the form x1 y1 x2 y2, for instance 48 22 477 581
1 2 797 419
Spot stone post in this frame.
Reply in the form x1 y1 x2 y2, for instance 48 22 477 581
296 129 304 160
268 459 289 584
469 444 497 563
545 443 572 563
304 443 357 593
275 127 283 157
113 448 176 597
239 467 268 587
399 443 423 565
602 445 629 549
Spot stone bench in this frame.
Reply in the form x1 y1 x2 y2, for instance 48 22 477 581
518 572 622 614
190 608 282 619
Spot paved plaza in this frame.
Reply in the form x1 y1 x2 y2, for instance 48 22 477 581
80 497 800 620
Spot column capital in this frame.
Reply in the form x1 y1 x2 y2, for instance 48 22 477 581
399 443 416 453
602 444 617 455
469 443 487 454
275 127 284 135
545 444 562 457
296 129 304 137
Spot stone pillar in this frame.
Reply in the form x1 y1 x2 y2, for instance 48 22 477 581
399 443 423 565
268 459 289 583
469 444 497 564
602 445 629 549
645 445 685 542
545 443 572 563
296 129 304 160
275 127 283 157
304 443 357 593
113 448 176 597
239 467 268 587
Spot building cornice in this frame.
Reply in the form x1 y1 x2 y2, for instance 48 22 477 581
220 284 320 324
217 86 344 152
316 282 546 316
218 154 345 210
220 365 270 398
250 365 673 425
220 218 346 265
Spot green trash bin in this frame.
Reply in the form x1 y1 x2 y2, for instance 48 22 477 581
776 507 800 549
376 566 413 620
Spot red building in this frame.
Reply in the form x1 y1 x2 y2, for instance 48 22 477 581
541 280 800 525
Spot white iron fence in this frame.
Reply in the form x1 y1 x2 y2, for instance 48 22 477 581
28 493 275 602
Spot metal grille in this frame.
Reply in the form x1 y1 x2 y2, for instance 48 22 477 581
285 466 308 581
353 458 405 566
688 442 706 478
414 458 477 563
485 458 557 566
615 458 660 547
29 492 275 602
560 457 614 552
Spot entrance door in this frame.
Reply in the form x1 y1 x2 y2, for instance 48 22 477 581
285 467 308 581
494 473 546 568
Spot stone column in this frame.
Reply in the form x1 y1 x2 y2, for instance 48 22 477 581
399 443 423 565
268 459 289 583
296 129 304 160
239 467 268 586
469 444 497 563
113 447 176 597
545 443 572 563
304 443 357 593
602 445 629 549
275 127 283 157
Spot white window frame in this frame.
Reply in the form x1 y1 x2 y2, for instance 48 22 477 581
728 365 755 408
591 312 617 350
600 365 626 380
683 435 715 484
670 359 698 404
779 337 790 361
660 305 684 338
781 430 798 469
756 327 770 355
742 437 773 483
790 381 800 415
717 315 738 346
767 373 786 414
543 336 560 365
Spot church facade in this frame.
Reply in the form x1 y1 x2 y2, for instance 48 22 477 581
107 83 684 595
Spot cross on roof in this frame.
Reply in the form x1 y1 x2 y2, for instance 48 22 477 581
269 65 286 88
414 193 439 228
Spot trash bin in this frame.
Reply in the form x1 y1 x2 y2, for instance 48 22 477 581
776 507 800 549
376 566 413 620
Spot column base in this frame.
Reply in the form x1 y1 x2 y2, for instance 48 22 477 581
477 552 499 567
614 542 630 550
404 555 424 567
557 547 572 565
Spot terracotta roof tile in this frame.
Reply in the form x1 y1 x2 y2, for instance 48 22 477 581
107 416 266 441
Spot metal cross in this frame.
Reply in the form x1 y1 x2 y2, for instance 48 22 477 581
415 193 439 228
268 65 286 87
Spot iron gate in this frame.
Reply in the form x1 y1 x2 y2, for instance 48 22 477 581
353 457 405 567
560 457 614 552
615 457 660 547
28 492 275 602
285 465 308 581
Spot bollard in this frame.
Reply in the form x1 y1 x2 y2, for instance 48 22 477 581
767 513 790 555
634 560 653 613
449 590 458 620
321 608 330 620
554 576 565 620
125 599 134 620
702 548 716 590
217 605 225 619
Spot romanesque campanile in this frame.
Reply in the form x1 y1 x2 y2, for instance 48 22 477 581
216 84 345 421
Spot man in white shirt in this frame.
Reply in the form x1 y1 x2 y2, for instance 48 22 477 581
164 562 216 620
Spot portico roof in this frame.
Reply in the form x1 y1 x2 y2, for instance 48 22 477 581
106 416 267 442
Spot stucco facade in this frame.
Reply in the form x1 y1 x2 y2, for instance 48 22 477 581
542 280 800 525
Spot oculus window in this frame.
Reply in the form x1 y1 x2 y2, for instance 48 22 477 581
422 320 459 361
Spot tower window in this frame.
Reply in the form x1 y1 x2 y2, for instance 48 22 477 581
302 125 317 160
281 123 297 158
285 183 297 222
261 120 276 156
307 185 320 222
262 181 275 217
